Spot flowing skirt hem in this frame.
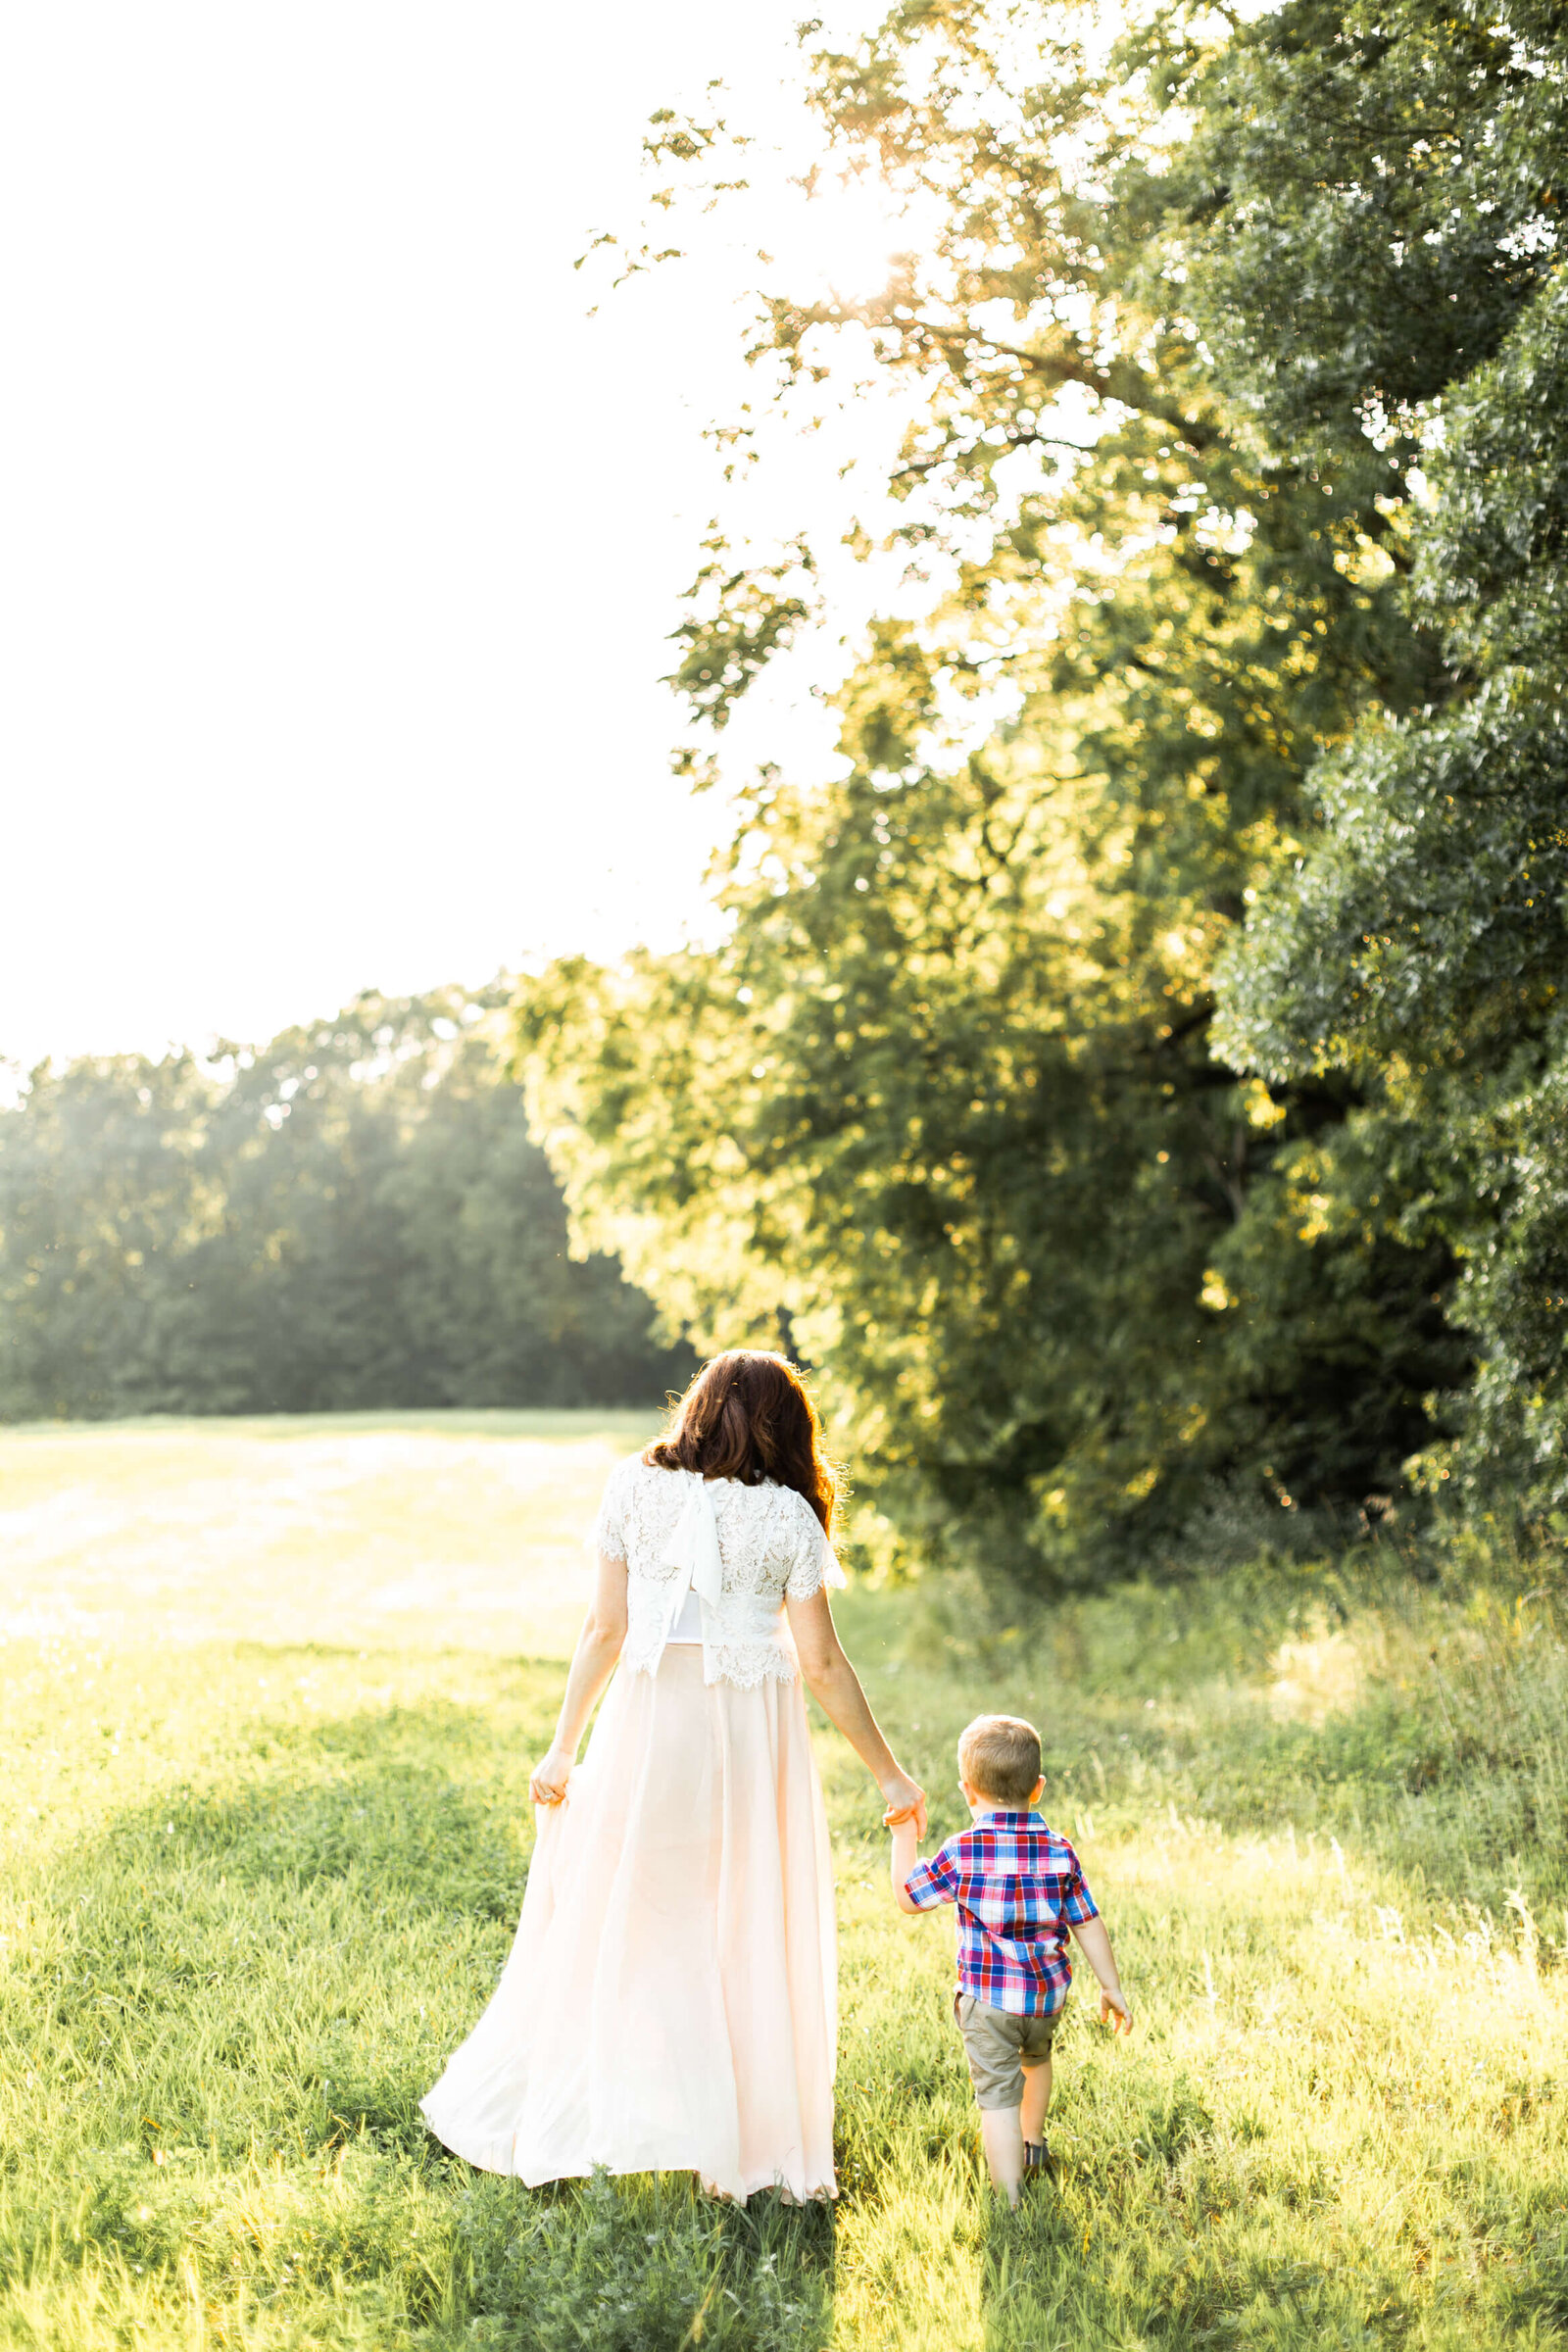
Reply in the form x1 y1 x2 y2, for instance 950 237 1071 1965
418 2096 836 2203
417 1649 839 2210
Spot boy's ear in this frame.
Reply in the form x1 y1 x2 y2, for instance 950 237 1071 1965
1030 1776 1046 1806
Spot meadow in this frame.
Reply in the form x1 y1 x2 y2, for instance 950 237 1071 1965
3 1415 1566 2349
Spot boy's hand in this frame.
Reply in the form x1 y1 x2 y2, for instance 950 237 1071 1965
887 1808 925 1915
1069 1916 1130 2034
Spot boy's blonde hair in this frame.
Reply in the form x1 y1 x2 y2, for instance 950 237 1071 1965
957 1714 1043 1806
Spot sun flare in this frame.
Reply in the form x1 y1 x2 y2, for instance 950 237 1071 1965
775 171 921 304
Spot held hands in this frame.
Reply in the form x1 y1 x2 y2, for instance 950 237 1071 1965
528 1747 573 1808
879 1770 928 1838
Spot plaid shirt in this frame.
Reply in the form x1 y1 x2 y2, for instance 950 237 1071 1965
905 1812 1098 2017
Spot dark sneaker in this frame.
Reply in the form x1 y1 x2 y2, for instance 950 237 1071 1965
1024 2139 1056 2180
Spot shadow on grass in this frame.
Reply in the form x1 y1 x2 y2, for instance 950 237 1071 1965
976 2144 1405 2350
448 2169 836 2352
19 1694 839 2350
157 1712 528 1923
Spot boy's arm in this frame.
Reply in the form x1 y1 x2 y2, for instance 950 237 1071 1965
1069 1914 1132 2032
890 1818 926 1916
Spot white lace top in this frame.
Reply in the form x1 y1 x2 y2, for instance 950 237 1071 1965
587 1454 846 1690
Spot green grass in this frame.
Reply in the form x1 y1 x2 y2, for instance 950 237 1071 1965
0 1410 662 1660
3 1415 1567 2348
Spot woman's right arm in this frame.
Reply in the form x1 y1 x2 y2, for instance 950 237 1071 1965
785 1587 927 1836
528 1550 629 1805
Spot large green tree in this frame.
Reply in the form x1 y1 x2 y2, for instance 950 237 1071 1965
0 988 692 1420
1210 136 1568 1515
523 0 1563 1580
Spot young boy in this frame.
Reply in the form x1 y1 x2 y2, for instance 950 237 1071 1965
888 1713 1131 2207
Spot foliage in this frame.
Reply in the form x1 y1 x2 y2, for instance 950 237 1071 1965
1216 260 1568 1517
525 0 1568 1579
0 987 692 1421
4 1411 1568 2348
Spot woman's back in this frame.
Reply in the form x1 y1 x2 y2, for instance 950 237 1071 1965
592 1456 840 1688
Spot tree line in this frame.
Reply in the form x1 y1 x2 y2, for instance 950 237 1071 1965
522 0 1568 1582
0 987 693 1420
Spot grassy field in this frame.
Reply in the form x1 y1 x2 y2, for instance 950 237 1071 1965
3 1415 1567 2349
0 1410 656 1660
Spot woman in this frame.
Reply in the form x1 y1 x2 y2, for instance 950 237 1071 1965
420 1350 925 2203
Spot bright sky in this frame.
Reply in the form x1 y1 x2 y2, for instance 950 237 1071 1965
0 2 908 1075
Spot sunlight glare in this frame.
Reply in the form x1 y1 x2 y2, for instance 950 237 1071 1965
771 170 919 305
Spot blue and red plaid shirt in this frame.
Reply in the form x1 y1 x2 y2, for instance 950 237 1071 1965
905 1811 1098 2017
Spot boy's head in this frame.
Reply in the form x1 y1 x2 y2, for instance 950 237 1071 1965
957 1714 1044 1810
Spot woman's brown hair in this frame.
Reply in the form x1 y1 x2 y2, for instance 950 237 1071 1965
646 1350 837 1534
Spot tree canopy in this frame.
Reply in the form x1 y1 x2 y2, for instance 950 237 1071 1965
521 0 1567 1579
0 988 693 1421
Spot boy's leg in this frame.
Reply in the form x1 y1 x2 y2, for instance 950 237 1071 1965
1020 2013 1060 2174
979 2106 1025 2206
1020 2053 1053 2146
955 1995 1029 2209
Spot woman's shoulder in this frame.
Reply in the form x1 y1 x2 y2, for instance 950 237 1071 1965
608 1452 704 1506
608 1450 671 1490
773 1480 822 1529
609 1457 819 1527
721 1478 821 1535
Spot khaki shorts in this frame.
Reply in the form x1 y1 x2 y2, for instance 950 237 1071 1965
954 1989 1062 2111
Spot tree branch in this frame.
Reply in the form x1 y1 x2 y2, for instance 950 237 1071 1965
911 320 1224 455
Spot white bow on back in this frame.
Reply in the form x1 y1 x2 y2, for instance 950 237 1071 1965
660 1470 725 1628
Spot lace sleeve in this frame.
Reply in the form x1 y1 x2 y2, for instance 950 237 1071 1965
585 1459 632 1560
783 1502 849 1602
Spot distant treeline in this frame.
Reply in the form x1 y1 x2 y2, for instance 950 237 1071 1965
0 987 695 1421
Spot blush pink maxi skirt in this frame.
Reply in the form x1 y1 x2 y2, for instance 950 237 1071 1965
419 1644 838 2202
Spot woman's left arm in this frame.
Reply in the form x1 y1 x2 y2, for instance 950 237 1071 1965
786 1587 927 1836
528 1551 629 1805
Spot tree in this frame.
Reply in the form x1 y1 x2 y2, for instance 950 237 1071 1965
522 0 1563 1578
1216 264 1568 1517
0 987 693 1420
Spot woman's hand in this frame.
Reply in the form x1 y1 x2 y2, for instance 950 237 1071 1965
879 1769 927 1838
528 1746 574 1807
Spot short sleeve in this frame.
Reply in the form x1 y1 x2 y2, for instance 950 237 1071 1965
904 1842 959 1912
783 1500 849 1602
1057 1838 1099 1926
585 1458 634 1561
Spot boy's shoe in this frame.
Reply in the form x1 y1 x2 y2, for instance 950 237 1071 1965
1023 2138 1056 2181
